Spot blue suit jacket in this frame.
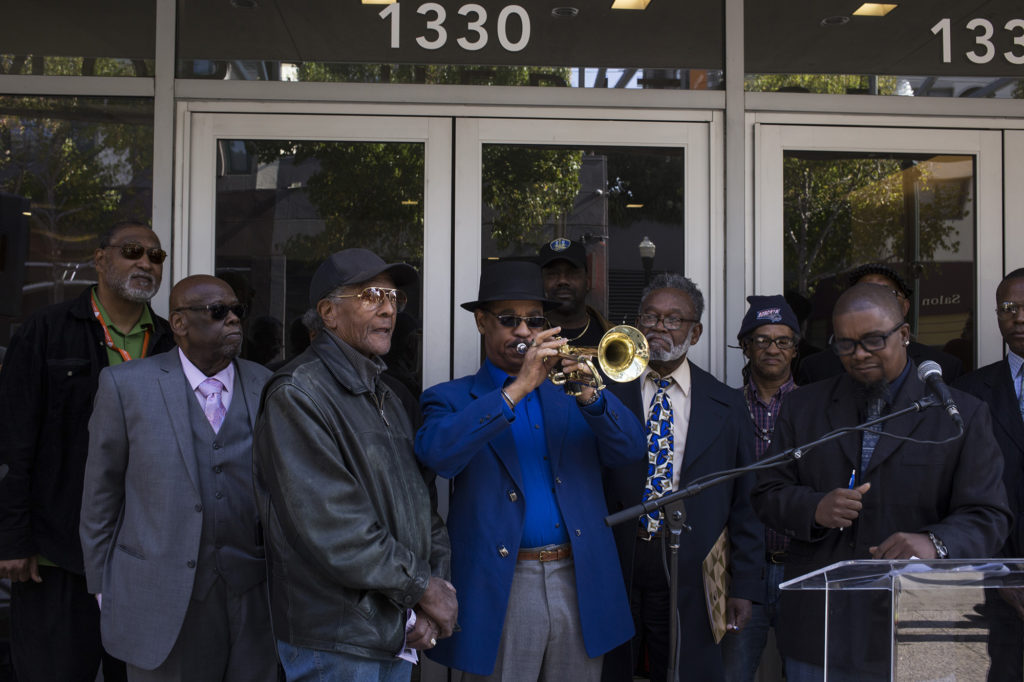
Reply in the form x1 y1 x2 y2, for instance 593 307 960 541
415 366 646 676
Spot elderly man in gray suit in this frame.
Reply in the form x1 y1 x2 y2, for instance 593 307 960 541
80 275 277 681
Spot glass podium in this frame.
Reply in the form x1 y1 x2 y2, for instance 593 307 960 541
781 559 1024 681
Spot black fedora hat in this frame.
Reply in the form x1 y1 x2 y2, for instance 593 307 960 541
461 260 558 312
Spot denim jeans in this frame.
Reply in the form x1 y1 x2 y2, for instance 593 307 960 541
721 561 785 682
784 657 888 682
276 641 412 682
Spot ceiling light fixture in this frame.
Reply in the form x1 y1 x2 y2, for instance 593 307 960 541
820 15 850 27
626 203 644 209
852 3 897 17
361 0 397 4
551 7 579 17
611 0 651 9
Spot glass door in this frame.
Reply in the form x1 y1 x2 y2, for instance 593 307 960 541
755 124 1003 370
453 118 715 378
180 113 452 391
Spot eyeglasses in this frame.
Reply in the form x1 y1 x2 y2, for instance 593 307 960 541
636 313 698 331
105 242 167 264
996 301 1024 318
332 287 407 312
830 322 906 357
173 303 248 320
484 310 548 330
747 335 797 351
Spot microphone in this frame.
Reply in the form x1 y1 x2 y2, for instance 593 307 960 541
917 360 964 430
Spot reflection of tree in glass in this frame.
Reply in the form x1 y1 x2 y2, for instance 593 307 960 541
250 141 426 263
784 155 964 296
0 96 153 265
248 139 583 259
602 151 684 228
484 145 582 250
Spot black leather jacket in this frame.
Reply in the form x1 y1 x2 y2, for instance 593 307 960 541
253 332 450 660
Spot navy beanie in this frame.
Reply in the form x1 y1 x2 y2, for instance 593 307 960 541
737 295 800 341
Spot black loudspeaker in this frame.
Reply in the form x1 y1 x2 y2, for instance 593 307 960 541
0 193 30 317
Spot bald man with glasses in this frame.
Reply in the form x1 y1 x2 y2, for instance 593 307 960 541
751 282 1010 682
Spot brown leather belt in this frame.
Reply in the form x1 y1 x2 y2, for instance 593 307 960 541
517 544 572 562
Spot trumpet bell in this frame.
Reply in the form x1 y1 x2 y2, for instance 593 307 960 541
597 325 650 383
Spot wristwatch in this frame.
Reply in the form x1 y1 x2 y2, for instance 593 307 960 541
928 531 949 559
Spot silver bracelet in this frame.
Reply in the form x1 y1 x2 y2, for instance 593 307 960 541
500 389 515 410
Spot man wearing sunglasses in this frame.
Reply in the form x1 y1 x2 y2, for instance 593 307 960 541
416 259 645 681
0 220 174 682
752 283 1010 682
954 267 1024 682
81 275 277 681
721 295 801 682
254 248 455 682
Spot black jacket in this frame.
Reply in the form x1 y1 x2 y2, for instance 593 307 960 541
752 366 1010 669
0 287 174 572
253 332 450 660
955 359 1024 557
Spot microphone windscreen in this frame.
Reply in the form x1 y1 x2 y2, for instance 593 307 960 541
917 360 942 381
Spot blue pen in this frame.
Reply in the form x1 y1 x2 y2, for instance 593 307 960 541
839 469 857 533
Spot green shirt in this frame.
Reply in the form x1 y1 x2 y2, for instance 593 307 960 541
91 288 155 366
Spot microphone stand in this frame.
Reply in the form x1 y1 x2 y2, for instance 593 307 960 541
605 394 951 682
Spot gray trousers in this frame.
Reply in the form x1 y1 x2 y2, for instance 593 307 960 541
126 577 277 682
463 555 603 682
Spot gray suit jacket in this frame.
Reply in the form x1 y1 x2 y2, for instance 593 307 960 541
80 349 270 670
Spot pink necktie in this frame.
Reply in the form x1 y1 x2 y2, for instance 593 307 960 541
197 378 226 433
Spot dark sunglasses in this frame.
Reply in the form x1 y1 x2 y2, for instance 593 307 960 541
485 310 548 329
173 303 248 320
332 287 408 312
106 242 167 264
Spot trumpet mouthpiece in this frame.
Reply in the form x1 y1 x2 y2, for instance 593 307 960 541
515 342 529 355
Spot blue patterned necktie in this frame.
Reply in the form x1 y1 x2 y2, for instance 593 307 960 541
860 397 885 472
641 377 674 536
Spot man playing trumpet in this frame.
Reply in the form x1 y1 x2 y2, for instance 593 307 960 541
415 259 645 681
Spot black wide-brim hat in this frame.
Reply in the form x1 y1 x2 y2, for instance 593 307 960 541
461 260 559 312
309 248 418 307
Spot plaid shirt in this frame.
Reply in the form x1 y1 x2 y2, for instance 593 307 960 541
743 375 798 553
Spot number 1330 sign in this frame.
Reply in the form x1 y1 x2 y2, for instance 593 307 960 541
931 18 1024 65
379 2 531 53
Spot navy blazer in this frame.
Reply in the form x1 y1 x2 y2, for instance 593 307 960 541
602 362 764 682
415 366 646 676
955 359 1024 556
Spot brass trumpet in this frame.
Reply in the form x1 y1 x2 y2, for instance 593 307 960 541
517 325 650 396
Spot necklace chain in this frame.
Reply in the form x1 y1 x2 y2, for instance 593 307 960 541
561 316 592 344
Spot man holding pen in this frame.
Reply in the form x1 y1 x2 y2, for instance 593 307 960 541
751 283 1010 681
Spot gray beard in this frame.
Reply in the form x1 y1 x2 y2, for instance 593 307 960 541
103 268 158 303
649 334 692 363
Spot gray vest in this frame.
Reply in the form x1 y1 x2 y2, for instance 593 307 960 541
186 370 265 600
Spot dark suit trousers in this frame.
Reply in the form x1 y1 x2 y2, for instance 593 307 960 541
631 536 674 682
126 576 277 682
10 565 126 682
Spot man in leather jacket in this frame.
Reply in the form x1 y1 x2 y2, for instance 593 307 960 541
253 249 456 681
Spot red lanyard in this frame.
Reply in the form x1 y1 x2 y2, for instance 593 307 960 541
91 292 150 363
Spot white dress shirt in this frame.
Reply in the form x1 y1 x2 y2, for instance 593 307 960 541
641 358 692 489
